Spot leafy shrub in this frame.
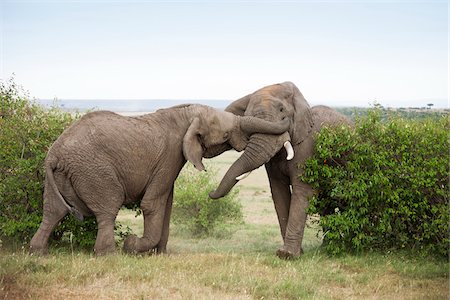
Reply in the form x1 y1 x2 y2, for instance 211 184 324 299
0 78 99 249
303 108 449 257
173 164 243 237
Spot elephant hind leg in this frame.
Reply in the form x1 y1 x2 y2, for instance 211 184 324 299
71 165 124 256
30 182 70 255
79 189 123 256
93 214 118 256
29 211 68 255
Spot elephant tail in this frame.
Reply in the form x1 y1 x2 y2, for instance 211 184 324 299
45 162 84 222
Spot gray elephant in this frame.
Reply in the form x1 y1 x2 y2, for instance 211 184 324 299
29 104 290 255
209 82 352 259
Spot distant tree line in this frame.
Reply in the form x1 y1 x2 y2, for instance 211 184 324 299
334 106 449 121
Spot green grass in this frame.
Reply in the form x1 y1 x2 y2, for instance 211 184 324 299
1 248 448 299
2 207 448 300
1 152 448 299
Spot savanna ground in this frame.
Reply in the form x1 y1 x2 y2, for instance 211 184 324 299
1 151 448 299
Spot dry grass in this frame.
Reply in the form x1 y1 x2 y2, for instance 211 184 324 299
1 250 448 299
1 151 448 299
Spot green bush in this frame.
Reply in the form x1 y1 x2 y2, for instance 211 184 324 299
303 108 449 257
0 79 101 249
173 164 243 237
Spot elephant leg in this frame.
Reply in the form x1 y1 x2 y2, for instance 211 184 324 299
123 184 169 254
277 182 313 259
93 213 118 255
154 187 173 254
74 167 124 256
30 183 69 255
265 164 291 241
90 193 122 255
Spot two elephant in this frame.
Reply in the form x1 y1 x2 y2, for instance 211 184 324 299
30 82 351 259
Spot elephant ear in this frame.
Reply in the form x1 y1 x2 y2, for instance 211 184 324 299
225 94 251 116
280 81 314 145
183 117 206 171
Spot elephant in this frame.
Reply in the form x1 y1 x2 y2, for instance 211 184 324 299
209 82 352 259
29 104 290 255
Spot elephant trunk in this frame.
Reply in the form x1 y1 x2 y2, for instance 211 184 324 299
209 133 288 199
239 116 290 135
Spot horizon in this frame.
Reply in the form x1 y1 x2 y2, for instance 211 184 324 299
36 97 448 112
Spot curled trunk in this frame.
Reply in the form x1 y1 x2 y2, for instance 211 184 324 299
239 116 290 135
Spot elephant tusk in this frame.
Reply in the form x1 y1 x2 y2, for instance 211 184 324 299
284 141 294 160
236 171 252 181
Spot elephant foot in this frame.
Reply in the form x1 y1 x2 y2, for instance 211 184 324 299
94 243 116 256
94 247 116 256
276 246 303 260
123 235 159 255
152 245 167 255
123 234 139 254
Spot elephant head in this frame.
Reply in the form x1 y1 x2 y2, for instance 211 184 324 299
209 82 313 199
182 105 291 172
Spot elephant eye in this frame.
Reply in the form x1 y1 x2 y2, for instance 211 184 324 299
279 107 284 112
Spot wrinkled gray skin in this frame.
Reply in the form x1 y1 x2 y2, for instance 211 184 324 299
209 82 352 259
29 104 289 256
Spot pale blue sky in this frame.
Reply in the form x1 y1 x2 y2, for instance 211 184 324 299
1 0 448 107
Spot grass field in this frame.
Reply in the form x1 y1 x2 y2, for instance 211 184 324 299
1 151 448 299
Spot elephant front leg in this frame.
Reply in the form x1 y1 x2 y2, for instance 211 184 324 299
266 165 291 241
276 182 313 259
154 187 173 254
123 191 167 254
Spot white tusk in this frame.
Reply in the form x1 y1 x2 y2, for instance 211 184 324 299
284 141 294 160
236 171 252 181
